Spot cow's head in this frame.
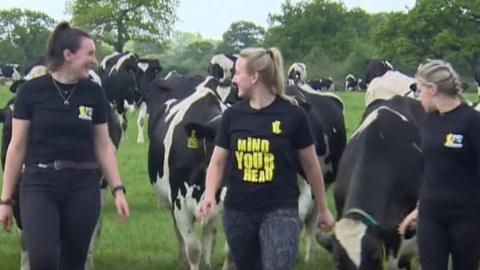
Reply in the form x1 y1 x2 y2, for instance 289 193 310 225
133 58 162 99
288 63 307 85
9 65 47 93
209 54 237 86
364 59 394 86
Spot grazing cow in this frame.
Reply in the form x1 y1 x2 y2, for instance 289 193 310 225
286 72 347 262
0 66 122 270
99 52 162 142
308 77 334 91
345 74 358 91
148 76 229 270
288 62 307 85
330 96 424 270
0 64 21 83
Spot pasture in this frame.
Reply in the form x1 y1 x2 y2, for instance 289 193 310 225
0 86 477 270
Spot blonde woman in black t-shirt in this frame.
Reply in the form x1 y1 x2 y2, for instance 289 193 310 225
196 47 334 270
0 22 129 270
398 60 480 270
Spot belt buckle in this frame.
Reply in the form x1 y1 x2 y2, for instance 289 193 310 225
53 160 63 170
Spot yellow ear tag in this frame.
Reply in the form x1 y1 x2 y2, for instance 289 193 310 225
187 130 199 149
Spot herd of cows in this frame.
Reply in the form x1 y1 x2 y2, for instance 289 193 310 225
1 52 480 270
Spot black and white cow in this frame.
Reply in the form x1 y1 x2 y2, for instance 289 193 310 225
345 74 358 91
363 59 394 86
99 52 162 142
288 62 307 86
330 96 424 270
0 66 122 270
148 76 230 270
0 64 21 84
307 77 334 91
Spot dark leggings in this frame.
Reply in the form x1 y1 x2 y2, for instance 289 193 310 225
223 207 301 270
20 168 101 270
418 205 480 270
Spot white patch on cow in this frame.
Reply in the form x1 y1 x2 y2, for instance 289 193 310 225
412 143 421 153
335 218 368 268
384 60 394 70
88 70 102 86
210 54 234 82
346 74 355 80
12 68 21 81
9 104 14 111
389 235 418 270
164 70 177 80
100 51 120 70
25 65 47 81
137 101 147 144
288 63 307 82
109 53 136 76
477 85 480 98
216 85 231 103
155 77 226 207
137 62 149 72
365 70 415 107
299 83 345 111
124 100 135 112
352 106 408 138
333 127 337 133
164 99 177 112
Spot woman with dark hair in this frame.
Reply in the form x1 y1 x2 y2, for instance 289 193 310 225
0 22 129 270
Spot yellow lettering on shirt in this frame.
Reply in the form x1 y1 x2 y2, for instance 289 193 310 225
235 137 275 183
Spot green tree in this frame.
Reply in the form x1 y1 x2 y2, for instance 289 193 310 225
218 21 266 54
67 0 179 52
0 8 55 64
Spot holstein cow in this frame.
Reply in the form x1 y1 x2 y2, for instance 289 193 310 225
286 67 347 262
148 76 231 270
99 51 162 143
0 66 122 270
331 95 424 270
308 77 335 91
0 64 21 84
287 62 307 86
345 74 358 91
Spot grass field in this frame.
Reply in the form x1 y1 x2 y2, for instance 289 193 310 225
0 86 477 270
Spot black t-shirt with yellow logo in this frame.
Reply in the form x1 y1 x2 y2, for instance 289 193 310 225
13 74 108 164
420 103 480 209
215 97 314 212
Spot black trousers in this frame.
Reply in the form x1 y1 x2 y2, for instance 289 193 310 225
418 203 480 270
20 168 101 270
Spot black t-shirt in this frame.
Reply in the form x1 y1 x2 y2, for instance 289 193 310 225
215 97 315 212
14 74 108 164
420 103 480 209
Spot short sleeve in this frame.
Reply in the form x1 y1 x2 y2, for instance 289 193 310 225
292 107 315 149
13 85 33 120
92 85 109 124
214 108 232 149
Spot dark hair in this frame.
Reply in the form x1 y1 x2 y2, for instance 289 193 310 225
46 22 92 71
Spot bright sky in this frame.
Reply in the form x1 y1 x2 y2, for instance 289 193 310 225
0 0 416 39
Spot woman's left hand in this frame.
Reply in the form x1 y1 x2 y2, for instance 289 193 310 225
114 192 130 223
318 208 335 232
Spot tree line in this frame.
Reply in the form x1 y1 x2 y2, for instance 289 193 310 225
0 0 479 87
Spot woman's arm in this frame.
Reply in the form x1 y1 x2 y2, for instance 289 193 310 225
1 119 30 200
93 123 122 189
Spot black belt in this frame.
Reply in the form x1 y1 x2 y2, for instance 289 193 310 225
28 160 99 171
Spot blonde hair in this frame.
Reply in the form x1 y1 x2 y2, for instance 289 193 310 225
416 59 466 103
239 47 297 105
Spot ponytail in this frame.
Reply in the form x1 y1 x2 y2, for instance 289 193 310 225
239 47 297 105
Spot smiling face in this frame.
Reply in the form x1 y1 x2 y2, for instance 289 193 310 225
232 57 257 99
63 37 97 80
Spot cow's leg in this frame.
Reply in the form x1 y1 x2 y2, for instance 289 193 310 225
18 229 30 270
173 205 201 270
136 102 147 144
297 176 316 262
221 242 236 270
172 214 189 270
200 215 220 269
304 203 319 263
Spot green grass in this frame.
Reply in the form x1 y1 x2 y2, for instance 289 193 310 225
0 87 477 270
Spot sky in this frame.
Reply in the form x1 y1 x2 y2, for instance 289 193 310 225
0 0 416 39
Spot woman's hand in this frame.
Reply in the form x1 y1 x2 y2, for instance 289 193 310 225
398 208 418 236
0 205 13 232
196 196 217 222
318 208 335 232
114 192 129 223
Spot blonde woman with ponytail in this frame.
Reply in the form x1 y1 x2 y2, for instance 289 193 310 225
398 59 480 270
197 47 334 270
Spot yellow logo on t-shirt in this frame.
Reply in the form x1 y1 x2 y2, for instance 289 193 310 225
272 120 282 135
235 137 275 183
78 105 93 121
187 131 199 149
444 133 463 148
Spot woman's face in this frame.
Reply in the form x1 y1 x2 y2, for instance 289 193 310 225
64 37 97 80
232 57 256 98
417 79 437 112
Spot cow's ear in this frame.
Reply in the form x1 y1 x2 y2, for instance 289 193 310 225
299 102 311 113
184 122 217 141
9 79 25 93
